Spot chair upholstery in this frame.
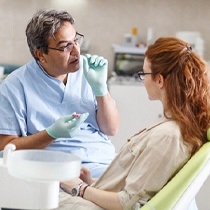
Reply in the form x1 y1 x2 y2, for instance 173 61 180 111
141 132 210 210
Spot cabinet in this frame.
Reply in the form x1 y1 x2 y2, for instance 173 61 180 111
113 45 146 76
108 82 163 152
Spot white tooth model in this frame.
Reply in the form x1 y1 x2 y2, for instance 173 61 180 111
0 144 81 209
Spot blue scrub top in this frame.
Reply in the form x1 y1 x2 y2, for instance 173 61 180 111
0 56 115 164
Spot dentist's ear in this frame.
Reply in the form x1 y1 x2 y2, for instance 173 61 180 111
34 49 47 64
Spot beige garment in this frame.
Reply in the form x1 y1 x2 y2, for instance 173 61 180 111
53 192 104 210
56 117 191 210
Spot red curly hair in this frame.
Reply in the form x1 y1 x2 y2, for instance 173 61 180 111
145 37 210 155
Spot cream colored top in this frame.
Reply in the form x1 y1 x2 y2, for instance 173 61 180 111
56 117 191 210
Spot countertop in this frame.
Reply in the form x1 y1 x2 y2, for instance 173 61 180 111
108 75 144 86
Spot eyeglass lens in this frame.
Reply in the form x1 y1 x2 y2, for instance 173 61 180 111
138 71 144 81
63 33 84 52
48 32 84 52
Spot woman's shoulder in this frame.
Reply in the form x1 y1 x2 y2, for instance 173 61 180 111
148 117 181 137
148 118 191 154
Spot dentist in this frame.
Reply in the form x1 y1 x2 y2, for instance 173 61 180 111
0 9 119 178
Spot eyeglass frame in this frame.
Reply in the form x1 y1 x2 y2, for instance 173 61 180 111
47 32 84 53
137 69 153 81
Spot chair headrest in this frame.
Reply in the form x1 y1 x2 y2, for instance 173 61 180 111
207 128 210 141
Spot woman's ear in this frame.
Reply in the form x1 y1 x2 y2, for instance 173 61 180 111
157 74 164 89
34 49 46 64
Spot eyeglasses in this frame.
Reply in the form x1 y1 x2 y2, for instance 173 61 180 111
137 70 153 81
48 32 84 53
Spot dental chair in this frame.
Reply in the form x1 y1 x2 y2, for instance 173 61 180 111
141 129 210 210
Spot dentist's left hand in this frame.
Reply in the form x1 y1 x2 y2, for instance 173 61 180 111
46 112 89 139
83 54 108 97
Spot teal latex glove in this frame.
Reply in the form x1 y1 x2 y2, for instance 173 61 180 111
46 112 89 139
83 54 108 96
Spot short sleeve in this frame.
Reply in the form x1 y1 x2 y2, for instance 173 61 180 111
0 81 27 136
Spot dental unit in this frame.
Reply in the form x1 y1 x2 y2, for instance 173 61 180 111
0 144 81 209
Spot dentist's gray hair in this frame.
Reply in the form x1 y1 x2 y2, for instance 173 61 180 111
26 9 75 60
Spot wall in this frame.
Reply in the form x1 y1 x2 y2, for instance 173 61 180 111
0 0 210 76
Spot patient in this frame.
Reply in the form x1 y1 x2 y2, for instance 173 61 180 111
54 37 210 210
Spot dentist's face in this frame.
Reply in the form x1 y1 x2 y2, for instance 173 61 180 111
39 21 81 78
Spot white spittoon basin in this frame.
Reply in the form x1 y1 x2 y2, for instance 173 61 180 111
7 149 81 181
0 145 82 209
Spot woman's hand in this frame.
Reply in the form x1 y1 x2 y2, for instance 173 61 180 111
60 167 96 195
60 178 83 194
80 166 94 185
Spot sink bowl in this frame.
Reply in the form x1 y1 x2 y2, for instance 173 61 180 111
7 149 81 182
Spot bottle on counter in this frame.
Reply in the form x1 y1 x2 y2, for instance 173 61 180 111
131 27 139 46
123 27 139 47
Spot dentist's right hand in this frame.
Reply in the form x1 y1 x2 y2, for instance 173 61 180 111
46 112 89 139
83 54 108 97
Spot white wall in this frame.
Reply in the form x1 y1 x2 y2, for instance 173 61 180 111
0 0 210 76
